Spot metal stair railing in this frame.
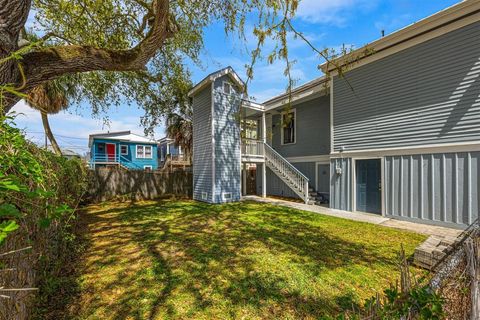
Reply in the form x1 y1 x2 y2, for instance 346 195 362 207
119 155 144 170
89 153 144 170
89 153 120 168
263 142 309 203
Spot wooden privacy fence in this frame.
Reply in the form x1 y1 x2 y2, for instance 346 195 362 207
87 167 193 202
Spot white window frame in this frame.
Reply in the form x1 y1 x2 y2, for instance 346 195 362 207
223 81 233 95
120 144 128 155
281 108 296 145
143 165 153 171
144 145 152 158
222 192 232 201
136 145 153 159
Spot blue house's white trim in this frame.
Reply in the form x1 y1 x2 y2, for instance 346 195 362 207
88 131 158 170
136 145 153 159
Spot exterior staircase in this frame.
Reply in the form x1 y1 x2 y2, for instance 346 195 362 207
307 187 329 206
263 143 310 203
90 154 144 170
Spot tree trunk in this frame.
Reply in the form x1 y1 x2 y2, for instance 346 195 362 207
0 0 32 113
40 111 62 155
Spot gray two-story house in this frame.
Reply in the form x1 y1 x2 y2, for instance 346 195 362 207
189 0 480 229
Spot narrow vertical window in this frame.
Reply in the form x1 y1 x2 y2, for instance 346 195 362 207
223 82 232 95
282 110 296 144
136 145 144 158
144 146 152 158
120 145 128 155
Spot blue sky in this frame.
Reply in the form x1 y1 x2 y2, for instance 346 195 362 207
11 0 461 155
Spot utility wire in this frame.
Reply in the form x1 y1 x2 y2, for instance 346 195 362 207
24 131 89 140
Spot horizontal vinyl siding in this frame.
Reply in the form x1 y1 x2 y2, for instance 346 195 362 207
333 21 480 152
213 75 241 203
192 85 213 202
272 96 330 157
385 152 479 227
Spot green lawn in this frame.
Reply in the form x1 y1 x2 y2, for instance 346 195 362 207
69 199 426 319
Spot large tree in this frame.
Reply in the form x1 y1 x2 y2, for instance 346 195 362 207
0 0 340 128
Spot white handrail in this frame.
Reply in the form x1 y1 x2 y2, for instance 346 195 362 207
241 138 264 156
263 142 309 203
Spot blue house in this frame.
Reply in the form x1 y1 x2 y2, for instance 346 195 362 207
88 131 158 170
191 1 480 228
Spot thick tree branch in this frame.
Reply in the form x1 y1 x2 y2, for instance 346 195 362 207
1 0 174 113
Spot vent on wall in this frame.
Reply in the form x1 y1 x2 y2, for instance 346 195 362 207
201 192 208 200
222 192 232 201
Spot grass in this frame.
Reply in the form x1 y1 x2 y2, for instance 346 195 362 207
66 199 427 320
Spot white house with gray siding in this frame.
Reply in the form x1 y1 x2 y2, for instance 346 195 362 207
190 0 480 228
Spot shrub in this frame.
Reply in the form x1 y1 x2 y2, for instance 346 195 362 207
0 115 88 319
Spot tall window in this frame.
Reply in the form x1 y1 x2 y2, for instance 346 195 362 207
223 82 232 95
145 146 152 158
120 145 128 155
136 145 153 158
282 110 296 145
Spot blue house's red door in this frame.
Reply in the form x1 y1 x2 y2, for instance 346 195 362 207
106 143 116 161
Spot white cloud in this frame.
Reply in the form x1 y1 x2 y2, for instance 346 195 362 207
249 88 285 103
295 0 378 25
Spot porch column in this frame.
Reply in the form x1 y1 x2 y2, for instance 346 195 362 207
261 112 266 143
242 163 247 196
261 111 267 198
262 163 266 198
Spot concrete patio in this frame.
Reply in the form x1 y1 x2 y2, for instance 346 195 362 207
242 195 463 238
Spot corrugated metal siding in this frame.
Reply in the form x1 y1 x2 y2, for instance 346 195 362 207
330 158 352 211
385 152 479 227
333 21 480 152
192 85 213 202
213 75 241 203
271 96 330 157
256 162 316 198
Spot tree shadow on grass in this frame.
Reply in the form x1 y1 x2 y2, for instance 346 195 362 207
66 199 420 319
